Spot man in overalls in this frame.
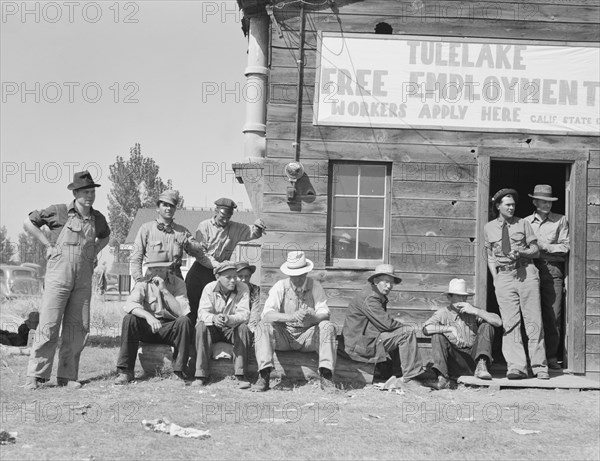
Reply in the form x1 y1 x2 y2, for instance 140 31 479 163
23 171 110 389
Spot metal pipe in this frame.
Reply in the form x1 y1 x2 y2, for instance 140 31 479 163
293 3 306 162
243 13 269 159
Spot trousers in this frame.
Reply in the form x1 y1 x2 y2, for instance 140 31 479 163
255 321 337 372
494 264 548 375
195 322 250 377
536 261 564 360
185 262 216 324
430 323 495 378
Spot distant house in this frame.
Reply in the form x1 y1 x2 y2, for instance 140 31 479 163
117 207 262 281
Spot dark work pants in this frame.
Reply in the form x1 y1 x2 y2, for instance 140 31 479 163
536 261 564 360
116 314 193 373
378 328 424 380
430 323 495 379
195 321 250 378
185 262 216 325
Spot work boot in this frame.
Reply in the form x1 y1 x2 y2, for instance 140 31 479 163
24 376 44 391
536 371 550 380
235 375 251 390
114 372 133 386
57 378 82 389
319 368 336 391
191 377 209 387
251 368 271 392
547 358 562 370
474 358 492 380
506 369 528 380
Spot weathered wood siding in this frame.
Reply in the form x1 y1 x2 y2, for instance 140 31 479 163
587 151 600 380
260 1 599 368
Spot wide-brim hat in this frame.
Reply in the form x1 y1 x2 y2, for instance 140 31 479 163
368 264 402 284
67 171 101 190
445 278 475 296
492 188 519 205
144 250 173 268
528 184 558 202
235 261 256 274
280 250 314 276
157 190 180 207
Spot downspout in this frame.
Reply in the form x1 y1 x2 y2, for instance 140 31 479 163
293 3 306 162
243 12 269 159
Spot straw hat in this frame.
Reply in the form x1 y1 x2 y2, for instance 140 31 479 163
280 251 314 276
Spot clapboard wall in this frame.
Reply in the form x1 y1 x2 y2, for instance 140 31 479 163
256 0 600 373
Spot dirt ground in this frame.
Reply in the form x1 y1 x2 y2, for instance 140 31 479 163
1 343 599 461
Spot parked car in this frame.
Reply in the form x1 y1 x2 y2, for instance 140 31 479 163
0 264 43 299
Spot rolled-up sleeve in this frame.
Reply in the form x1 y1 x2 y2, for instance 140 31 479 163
123 283 147 314
28 205 58 228
261 282 284 318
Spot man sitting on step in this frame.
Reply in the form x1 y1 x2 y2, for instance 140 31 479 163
422 278 502 389
252 250 337 392
114 251 193 385
192 261 251 389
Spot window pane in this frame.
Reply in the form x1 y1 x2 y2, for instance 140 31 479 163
332 230 356 259
360 164 385 195
359 198 384 227
332 197 357 227
333 164 359 195
357 229 384 259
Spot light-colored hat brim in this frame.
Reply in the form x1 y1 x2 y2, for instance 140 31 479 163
280 259 314 276
368 272 402 284
445 290 475 296
528 194 558 202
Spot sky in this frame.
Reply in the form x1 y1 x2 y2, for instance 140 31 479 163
1 1 253 250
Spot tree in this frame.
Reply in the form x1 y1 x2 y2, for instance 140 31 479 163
107 143 183 250
0 226 16 264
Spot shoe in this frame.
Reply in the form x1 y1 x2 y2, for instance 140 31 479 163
319 369 336 391
114 373 133 386
474 358 492 380
400 377 433 392
251 368 271 392
57 378 82 389
235 375 251 390
191 377 209 387
506 369 528 380
536 371 550 380
547 358 562 370
173 371 188 381
24 376 44 390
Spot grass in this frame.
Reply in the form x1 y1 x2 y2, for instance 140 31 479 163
1 296 599 460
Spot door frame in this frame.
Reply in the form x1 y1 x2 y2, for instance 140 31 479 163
476 147 589 373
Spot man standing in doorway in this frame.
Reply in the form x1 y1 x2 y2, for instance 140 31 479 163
185 198 265 324
526 185 570 370
484 188 549 380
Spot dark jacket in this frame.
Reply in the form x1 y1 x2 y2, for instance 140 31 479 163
342 283 403 363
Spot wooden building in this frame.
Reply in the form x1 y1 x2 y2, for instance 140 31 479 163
233 0 599 381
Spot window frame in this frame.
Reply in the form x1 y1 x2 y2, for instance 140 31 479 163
326 160 392 269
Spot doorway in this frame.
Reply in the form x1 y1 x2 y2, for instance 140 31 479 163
486 160 569 365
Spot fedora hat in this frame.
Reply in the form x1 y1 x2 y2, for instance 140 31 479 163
445 278 474 296
528 184 558 202
156 190 180 207
67 171 101 190
235 261 256 274
368 264 402 284
143 250 173 268
280 250 314 276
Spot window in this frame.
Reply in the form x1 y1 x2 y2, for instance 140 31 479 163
328 162 391 267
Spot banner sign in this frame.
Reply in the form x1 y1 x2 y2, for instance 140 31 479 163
314 33 600 135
